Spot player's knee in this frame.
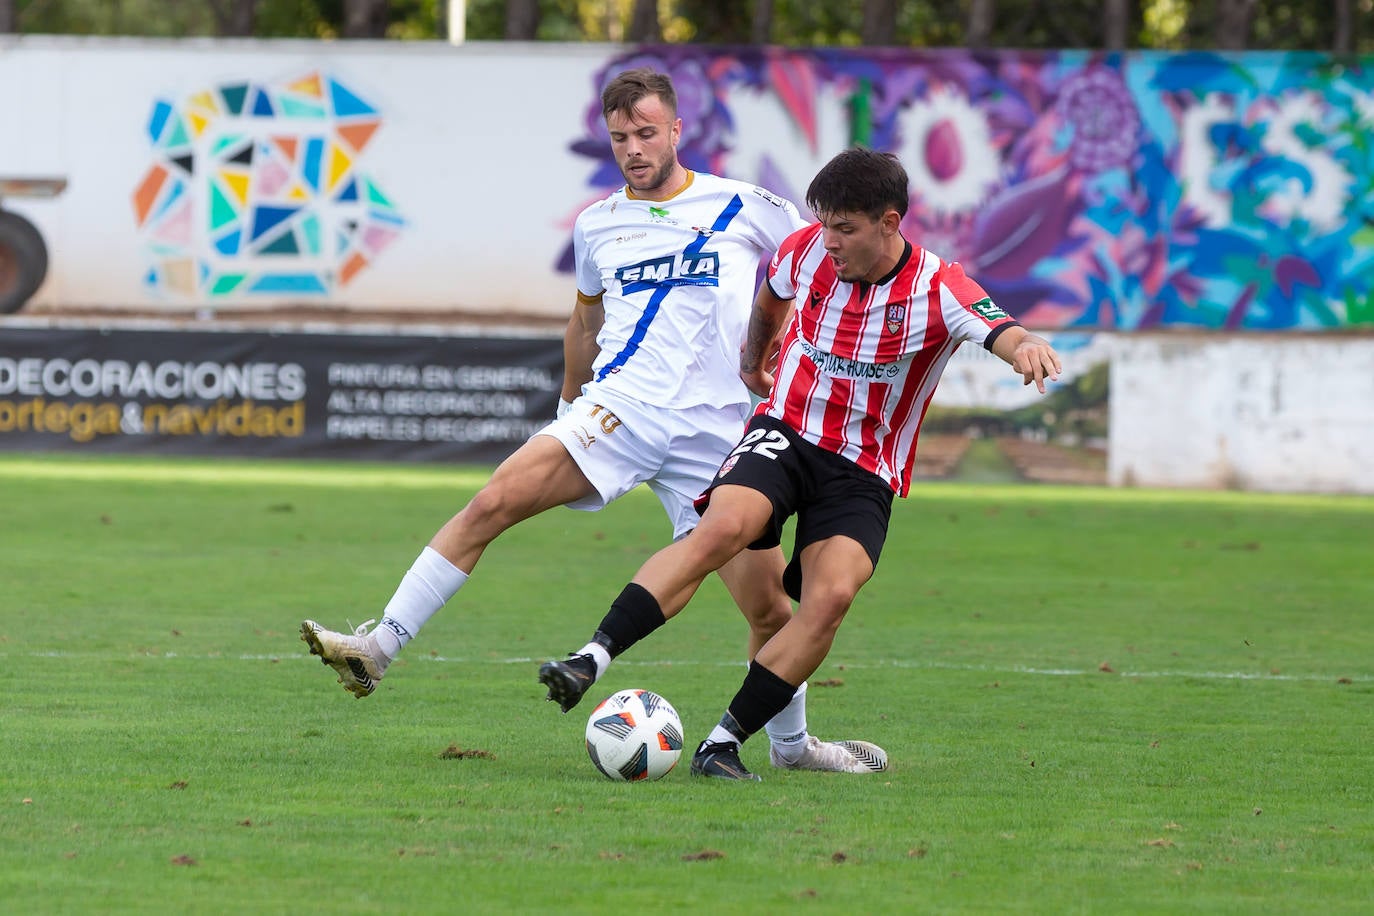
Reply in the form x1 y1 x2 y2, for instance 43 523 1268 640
461 483 520 532
692 519 759 567
799 581 857 631
743 599 791 637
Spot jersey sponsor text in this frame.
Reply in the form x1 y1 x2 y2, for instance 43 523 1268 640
798 338 903 381
616 252 721 294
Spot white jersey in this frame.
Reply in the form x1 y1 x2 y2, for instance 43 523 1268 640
573 171 806 411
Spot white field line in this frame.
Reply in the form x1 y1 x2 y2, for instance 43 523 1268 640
6 650 1369 683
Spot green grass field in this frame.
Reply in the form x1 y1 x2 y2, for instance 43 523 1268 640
1 453 1371 914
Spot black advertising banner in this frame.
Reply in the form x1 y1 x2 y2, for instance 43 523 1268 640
0 326 564 462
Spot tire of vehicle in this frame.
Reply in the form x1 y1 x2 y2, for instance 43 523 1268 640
0 208 50 314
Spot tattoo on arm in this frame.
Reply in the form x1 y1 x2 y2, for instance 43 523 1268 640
741 312 781 373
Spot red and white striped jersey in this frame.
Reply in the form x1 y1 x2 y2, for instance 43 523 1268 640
760 223 1018 496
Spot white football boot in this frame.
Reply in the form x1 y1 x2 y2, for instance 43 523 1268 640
300 619 390 698
770 735 888 773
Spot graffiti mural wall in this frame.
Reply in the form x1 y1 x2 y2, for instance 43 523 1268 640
131 71 405 299
2 38 1373 331
564 47 1374 331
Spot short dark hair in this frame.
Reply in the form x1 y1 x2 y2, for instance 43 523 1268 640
601 67 677 122
806 147 909 221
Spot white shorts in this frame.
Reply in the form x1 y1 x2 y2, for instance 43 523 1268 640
535 389 751 539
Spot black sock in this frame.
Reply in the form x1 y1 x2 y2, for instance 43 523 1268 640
720 660 798 743
591 582 666 657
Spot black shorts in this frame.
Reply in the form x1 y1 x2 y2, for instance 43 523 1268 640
696 414 894 600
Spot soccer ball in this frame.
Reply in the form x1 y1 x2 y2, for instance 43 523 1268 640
584 688 684 781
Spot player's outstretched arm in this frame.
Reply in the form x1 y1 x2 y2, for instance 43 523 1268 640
740 283 792 397
990 326 1062 394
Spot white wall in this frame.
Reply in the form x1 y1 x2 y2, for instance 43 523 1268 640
0 38 605 314
0 37 843 316
1109 335 1374 494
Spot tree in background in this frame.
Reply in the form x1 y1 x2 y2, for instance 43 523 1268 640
750 0 771 43
1102 0 1130 49
343 0 388 37
1336 0 1353 52
860 0 897 46
627 0 660 42
675 0 750 43
1213 0 1257 49
1 0 1368 51
505 0 538 39
208 0 256 36
966 0 994 48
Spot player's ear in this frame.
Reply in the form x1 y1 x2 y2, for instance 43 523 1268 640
881 209 901 235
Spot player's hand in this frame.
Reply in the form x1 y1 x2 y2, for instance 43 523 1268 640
741 367 774 399
740 339 779 398
1012 337 1062 394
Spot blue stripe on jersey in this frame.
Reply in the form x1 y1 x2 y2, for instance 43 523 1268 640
596 194 746 382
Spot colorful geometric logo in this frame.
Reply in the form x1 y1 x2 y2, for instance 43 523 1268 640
131 72 405 298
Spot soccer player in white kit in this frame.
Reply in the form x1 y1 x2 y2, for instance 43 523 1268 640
302 68 887 774
542 147 1063 780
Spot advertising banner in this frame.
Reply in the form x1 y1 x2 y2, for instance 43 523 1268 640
0 326 563 462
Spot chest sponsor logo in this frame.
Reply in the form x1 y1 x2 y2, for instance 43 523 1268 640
971 298 1009 322
647 205 679 224
798 338 903 381
616 252 721 294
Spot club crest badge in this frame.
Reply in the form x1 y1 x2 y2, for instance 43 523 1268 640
886 304 906 335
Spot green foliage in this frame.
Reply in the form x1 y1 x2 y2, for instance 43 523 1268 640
462 0 505 39
766 0 864 47
7 0 1370 50
16 0 219 36
253 0 338 38
457 0 589 41
1 455 1372 912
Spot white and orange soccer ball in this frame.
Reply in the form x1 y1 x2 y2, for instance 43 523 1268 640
584 688 684 781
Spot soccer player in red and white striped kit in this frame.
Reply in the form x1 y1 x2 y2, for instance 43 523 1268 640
540 146 1062 779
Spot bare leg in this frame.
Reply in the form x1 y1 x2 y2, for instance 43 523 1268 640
538 485 774 712
715 545 792 659
630 485 778 618
754 535 875 686
429 433 598 573
304 433 601 697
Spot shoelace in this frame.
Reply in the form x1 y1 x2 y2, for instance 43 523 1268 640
346 618 376 638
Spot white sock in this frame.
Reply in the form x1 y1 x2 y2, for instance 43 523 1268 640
706 724 740 747
575 642 612 680
764 681 810 762
373 547 469 659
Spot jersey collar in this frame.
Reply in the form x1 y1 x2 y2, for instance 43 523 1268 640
859 239 913 293
625 170 696 202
